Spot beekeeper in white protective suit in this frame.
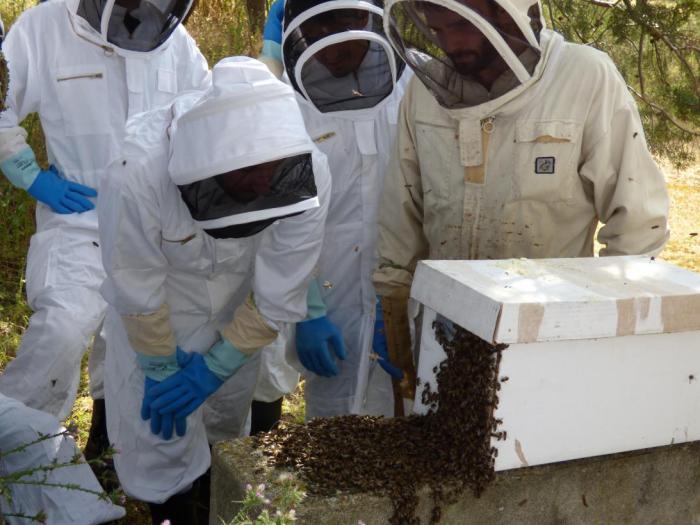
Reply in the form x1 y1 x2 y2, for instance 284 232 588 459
256 0 413 419
0 394 125 525
373 0 670 407
0 0 209 463
98 57 330 523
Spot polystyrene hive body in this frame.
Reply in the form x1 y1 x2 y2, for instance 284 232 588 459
410 256 700 471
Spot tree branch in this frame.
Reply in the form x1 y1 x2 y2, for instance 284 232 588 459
621 0 698 88
628 85 700 136
580 0 618 7
0 432 69 460
638 30 646 97
4 479 107 499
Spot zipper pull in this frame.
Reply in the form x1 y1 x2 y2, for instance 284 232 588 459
481 117 495 134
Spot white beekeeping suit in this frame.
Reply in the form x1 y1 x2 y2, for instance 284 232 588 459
0 0 209 434
0 394 125 525
98 57 330 504
275 0 412 418
373 0 670 405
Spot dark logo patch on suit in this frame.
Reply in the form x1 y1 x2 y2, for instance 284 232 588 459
535 157 555 174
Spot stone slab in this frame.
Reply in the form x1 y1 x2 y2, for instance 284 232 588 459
211 438 700 525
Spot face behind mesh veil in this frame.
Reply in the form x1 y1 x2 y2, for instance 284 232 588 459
77 0 192 52
283 0 405 114
168 57 321 239
385 0 544 109
177 154 318 239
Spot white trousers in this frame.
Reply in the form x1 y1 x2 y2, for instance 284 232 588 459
0 209 106 420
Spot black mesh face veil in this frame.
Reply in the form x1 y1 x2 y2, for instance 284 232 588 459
78 0 192 52
77 0 108 33
386 0 542 109
177 153 318 239
283 0 405 113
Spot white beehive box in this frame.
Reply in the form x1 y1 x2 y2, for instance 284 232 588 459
410 256 700 472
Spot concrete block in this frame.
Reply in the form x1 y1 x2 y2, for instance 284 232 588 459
211 438 700 525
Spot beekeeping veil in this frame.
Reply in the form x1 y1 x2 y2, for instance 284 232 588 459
76 0 193 53
168 57 319 239
282 0 406 114
384 0 545 109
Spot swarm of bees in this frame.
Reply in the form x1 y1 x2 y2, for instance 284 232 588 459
256 323 508 525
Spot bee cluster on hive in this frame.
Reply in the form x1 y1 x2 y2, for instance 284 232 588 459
256 320 508 524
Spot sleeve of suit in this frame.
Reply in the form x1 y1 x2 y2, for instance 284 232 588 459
579 57 669 257
373 78 430 300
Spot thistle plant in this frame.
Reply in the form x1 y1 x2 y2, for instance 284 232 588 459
0 430 122 523
225 474 305 525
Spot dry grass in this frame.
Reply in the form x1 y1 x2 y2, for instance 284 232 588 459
659 158 700 272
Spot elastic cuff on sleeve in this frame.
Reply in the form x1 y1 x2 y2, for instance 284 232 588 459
121 304 177 357
220 293 279 355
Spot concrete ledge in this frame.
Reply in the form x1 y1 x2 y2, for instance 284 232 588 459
211 438 700 524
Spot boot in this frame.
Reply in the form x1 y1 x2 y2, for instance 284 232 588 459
148 470 211 525
250 398 283 435
194 469 211 525
84 398 119 492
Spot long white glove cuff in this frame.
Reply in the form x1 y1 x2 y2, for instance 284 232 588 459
261 40 282 62
136 353 179 381
305 278 327 320
0 146 40 190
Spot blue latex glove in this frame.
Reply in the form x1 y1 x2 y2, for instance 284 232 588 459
138 351 182 440
296 316 346 377
27 165 97 214
373 298 404 380
263 0 284 43
260 0 284 62
141 376 184 440
146 343 250 438
141 341 249 439
295 279 346 377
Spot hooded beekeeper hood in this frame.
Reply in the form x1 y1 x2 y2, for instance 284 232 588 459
283 0 406 115
384 0 546 109
70 0 193 54
168 57 319 239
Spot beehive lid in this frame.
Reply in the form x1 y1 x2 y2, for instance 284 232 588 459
410 256 700 345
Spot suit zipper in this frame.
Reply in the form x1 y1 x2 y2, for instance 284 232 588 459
57 73 104 82
469 117 495 260
162 233 197 245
